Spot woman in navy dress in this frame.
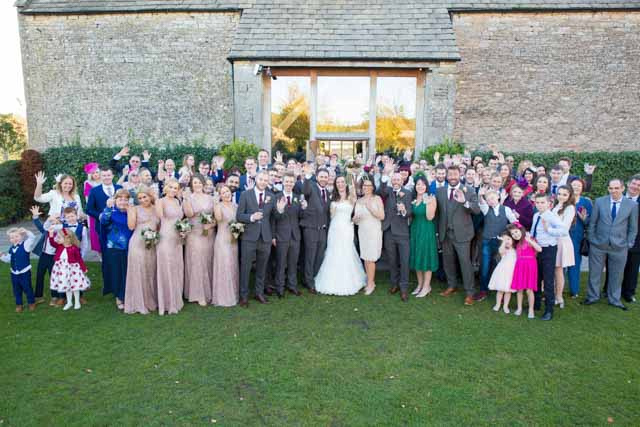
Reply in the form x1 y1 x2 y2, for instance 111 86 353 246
567 178 592 298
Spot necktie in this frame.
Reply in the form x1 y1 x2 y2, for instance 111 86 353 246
449 188 454 201
321 189 326 203
611 201 617 222
106 186 113 197
532 215 541 239
287 196 291 207
258 192 263 208
552 184 557 195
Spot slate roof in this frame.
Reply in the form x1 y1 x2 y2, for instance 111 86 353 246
16 0 640 61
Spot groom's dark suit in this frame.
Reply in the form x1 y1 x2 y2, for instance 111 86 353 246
273 192 303 294
300 177 330 291
378 180 413 294
236 187 281 301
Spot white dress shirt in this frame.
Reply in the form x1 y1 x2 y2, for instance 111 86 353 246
531 210 568 247
478 199 517 223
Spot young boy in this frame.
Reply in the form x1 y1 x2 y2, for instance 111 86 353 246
1 223 38 312
476 189 517 301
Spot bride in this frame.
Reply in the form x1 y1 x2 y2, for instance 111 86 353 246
315 174 366 295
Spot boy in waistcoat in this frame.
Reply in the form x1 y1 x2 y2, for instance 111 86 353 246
1 227 38 312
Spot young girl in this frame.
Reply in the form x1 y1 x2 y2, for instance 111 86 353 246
508 223 542 319
49 228 91 310
83 162 102 253
488 231 517 313
552 185 576 308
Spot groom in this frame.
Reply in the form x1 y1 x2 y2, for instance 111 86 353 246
236 171 286 307
300 163 331 294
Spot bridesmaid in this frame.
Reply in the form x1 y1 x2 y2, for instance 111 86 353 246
183 174 215 306
211 185 239 307
124 187 159 314
155 178 185 315
409 174 439 298
353 175 384 295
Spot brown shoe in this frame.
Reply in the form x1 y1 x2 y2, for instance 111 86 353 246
307 288 317 295
255 295 269 304
389 286 400 295
56 298 66 306
80 297 88 304
440 288 458 297
28 304 36 312
35 297 46 305
464 296 474 306
239 298 249 308
49 298 58 307
15 306 23 313
287 288 302 296
401 291 409 302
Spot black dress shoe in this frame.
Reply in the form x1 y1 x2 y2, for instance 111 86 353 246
609 303 629 311
276 291 285 299
264 287 274 296
540 312 553 321
307 288 317 295
255 295 269 304
401 291 408 302
581 299 598 306
389 286 399 295
287 288 302 296
239 298 249 308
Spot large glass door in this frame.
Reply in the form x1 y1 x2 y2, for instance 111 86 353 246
317 139 368 159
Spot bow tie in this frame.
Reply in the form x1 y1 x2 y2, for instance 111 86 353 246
63 224 78 228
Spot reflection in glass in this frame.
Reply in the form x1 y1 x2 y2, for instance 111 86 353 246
271 76 310 157
317 76 370 133
376 77 417 153
318 140 367 159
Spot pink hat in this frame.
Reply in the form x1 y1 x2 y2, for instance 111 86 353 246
84 162 99 174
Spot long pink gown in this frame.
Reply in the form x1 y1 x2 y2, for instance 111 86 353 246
183 194 215 305
156 198 185 315
211 203 239 307
84 180 101 252
124 206 159 314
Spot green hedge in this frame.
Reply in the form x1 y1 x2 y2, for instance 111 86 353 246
0 160 27 226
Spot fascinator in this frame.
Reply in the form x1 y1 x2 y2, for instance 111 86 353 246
516 176 529 189
84 162 100 174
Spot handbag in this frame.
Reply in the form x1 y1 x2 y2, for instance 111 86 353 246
580 235 590 257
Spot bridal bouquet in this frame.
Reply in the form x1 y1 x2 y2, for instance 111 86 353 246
140 227 159 249
199 212 215 236
229 221 245 241
175 218 193 243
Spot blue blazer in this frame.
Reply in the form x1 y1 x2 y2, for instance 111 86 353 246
86 184 122 233
429 180 447 195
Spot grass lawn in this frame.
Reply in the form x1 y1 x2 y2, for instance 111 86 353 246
1 261 638 426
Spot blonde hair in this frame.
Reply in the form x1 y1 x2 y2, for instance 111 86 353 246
136 185 157 204
114 189 130 200
7 227 28 239
163 178 180 195
54 175 78 196
61 229 81 248
484 189 499 200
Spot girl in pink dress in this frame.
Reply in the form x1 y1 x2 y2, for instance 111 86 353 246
210 185 239 307
507 223 542 319
83 162 102 253
488 231 517 314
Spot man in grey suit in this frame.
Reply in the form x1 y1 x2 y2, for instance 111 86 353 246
273 173 304 298
436 166 481 305
236 171 287 307
584 178 638 310
378 171 413 302
300 164 331 294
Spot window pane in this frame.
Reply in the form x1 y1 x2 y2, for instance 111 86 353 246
271 76 310 157
317 76 369 133
376 77 416 154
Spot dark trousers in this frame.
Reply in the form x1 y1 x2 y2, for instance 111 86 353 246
11 271 35 306
275 239 301 293
35 253 59 298
239 239 272 299
104 248 128 301
442 234 476 296
622 251 640 301
480 238 500 292
567 233 584 296
384 231 410 292
302 228 327 290
535 245 557 314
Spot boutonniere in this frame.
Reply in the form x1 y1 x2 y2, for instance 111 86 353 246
265 196 272 204
398 192 405 198
292 197 299 204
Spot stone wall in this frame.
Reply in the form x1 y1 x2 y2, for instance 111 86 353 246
19 11 240 150
452 11 640 152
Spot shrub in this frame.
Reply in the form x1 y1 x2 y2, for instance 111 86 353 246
0 160 27 226
419 137 465 161
19 149 43 213
219 139 260 173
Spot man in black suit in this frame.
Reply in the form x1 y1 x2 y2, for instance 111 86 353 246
621 174 640 303
109 146 154 179
236 171 286 307
273 173 304 297
300 164 331 294
377 170 413 302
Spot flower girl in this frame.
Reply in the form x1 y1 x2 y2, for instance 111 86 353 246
49 228 91 310
507 223 542 319
488 231 517 313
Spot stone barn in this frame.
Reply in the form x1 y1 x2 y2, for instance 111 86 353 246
15 0 640 157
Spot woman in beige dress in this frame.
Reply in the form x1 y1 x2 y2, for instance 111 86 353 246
552 185 576 309
124 187 159 314
353 175 385 295
155 178 185 315
211 185 239 307
182 174 215 306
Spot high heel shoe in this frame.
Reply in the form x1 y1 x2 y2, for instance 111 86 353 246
364 284 376 296
416 288 432 298
558 300 565 309
411 286 422 295
514 309 522 316
492 305 500 312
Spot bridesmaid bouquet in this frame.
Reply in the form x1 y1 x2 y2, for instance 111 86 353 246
175 218 193 243
199 212 215 236
229 221 245 241
141 227 159 249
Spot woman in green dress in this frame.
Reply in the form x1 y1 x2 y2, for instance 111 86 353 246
410 174 439 298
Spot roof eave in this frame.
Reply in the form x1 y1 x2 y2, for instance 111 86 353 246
227 55 462 63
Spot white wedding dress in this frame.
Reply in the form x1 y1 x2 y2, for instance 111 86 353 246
315 200 366 296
